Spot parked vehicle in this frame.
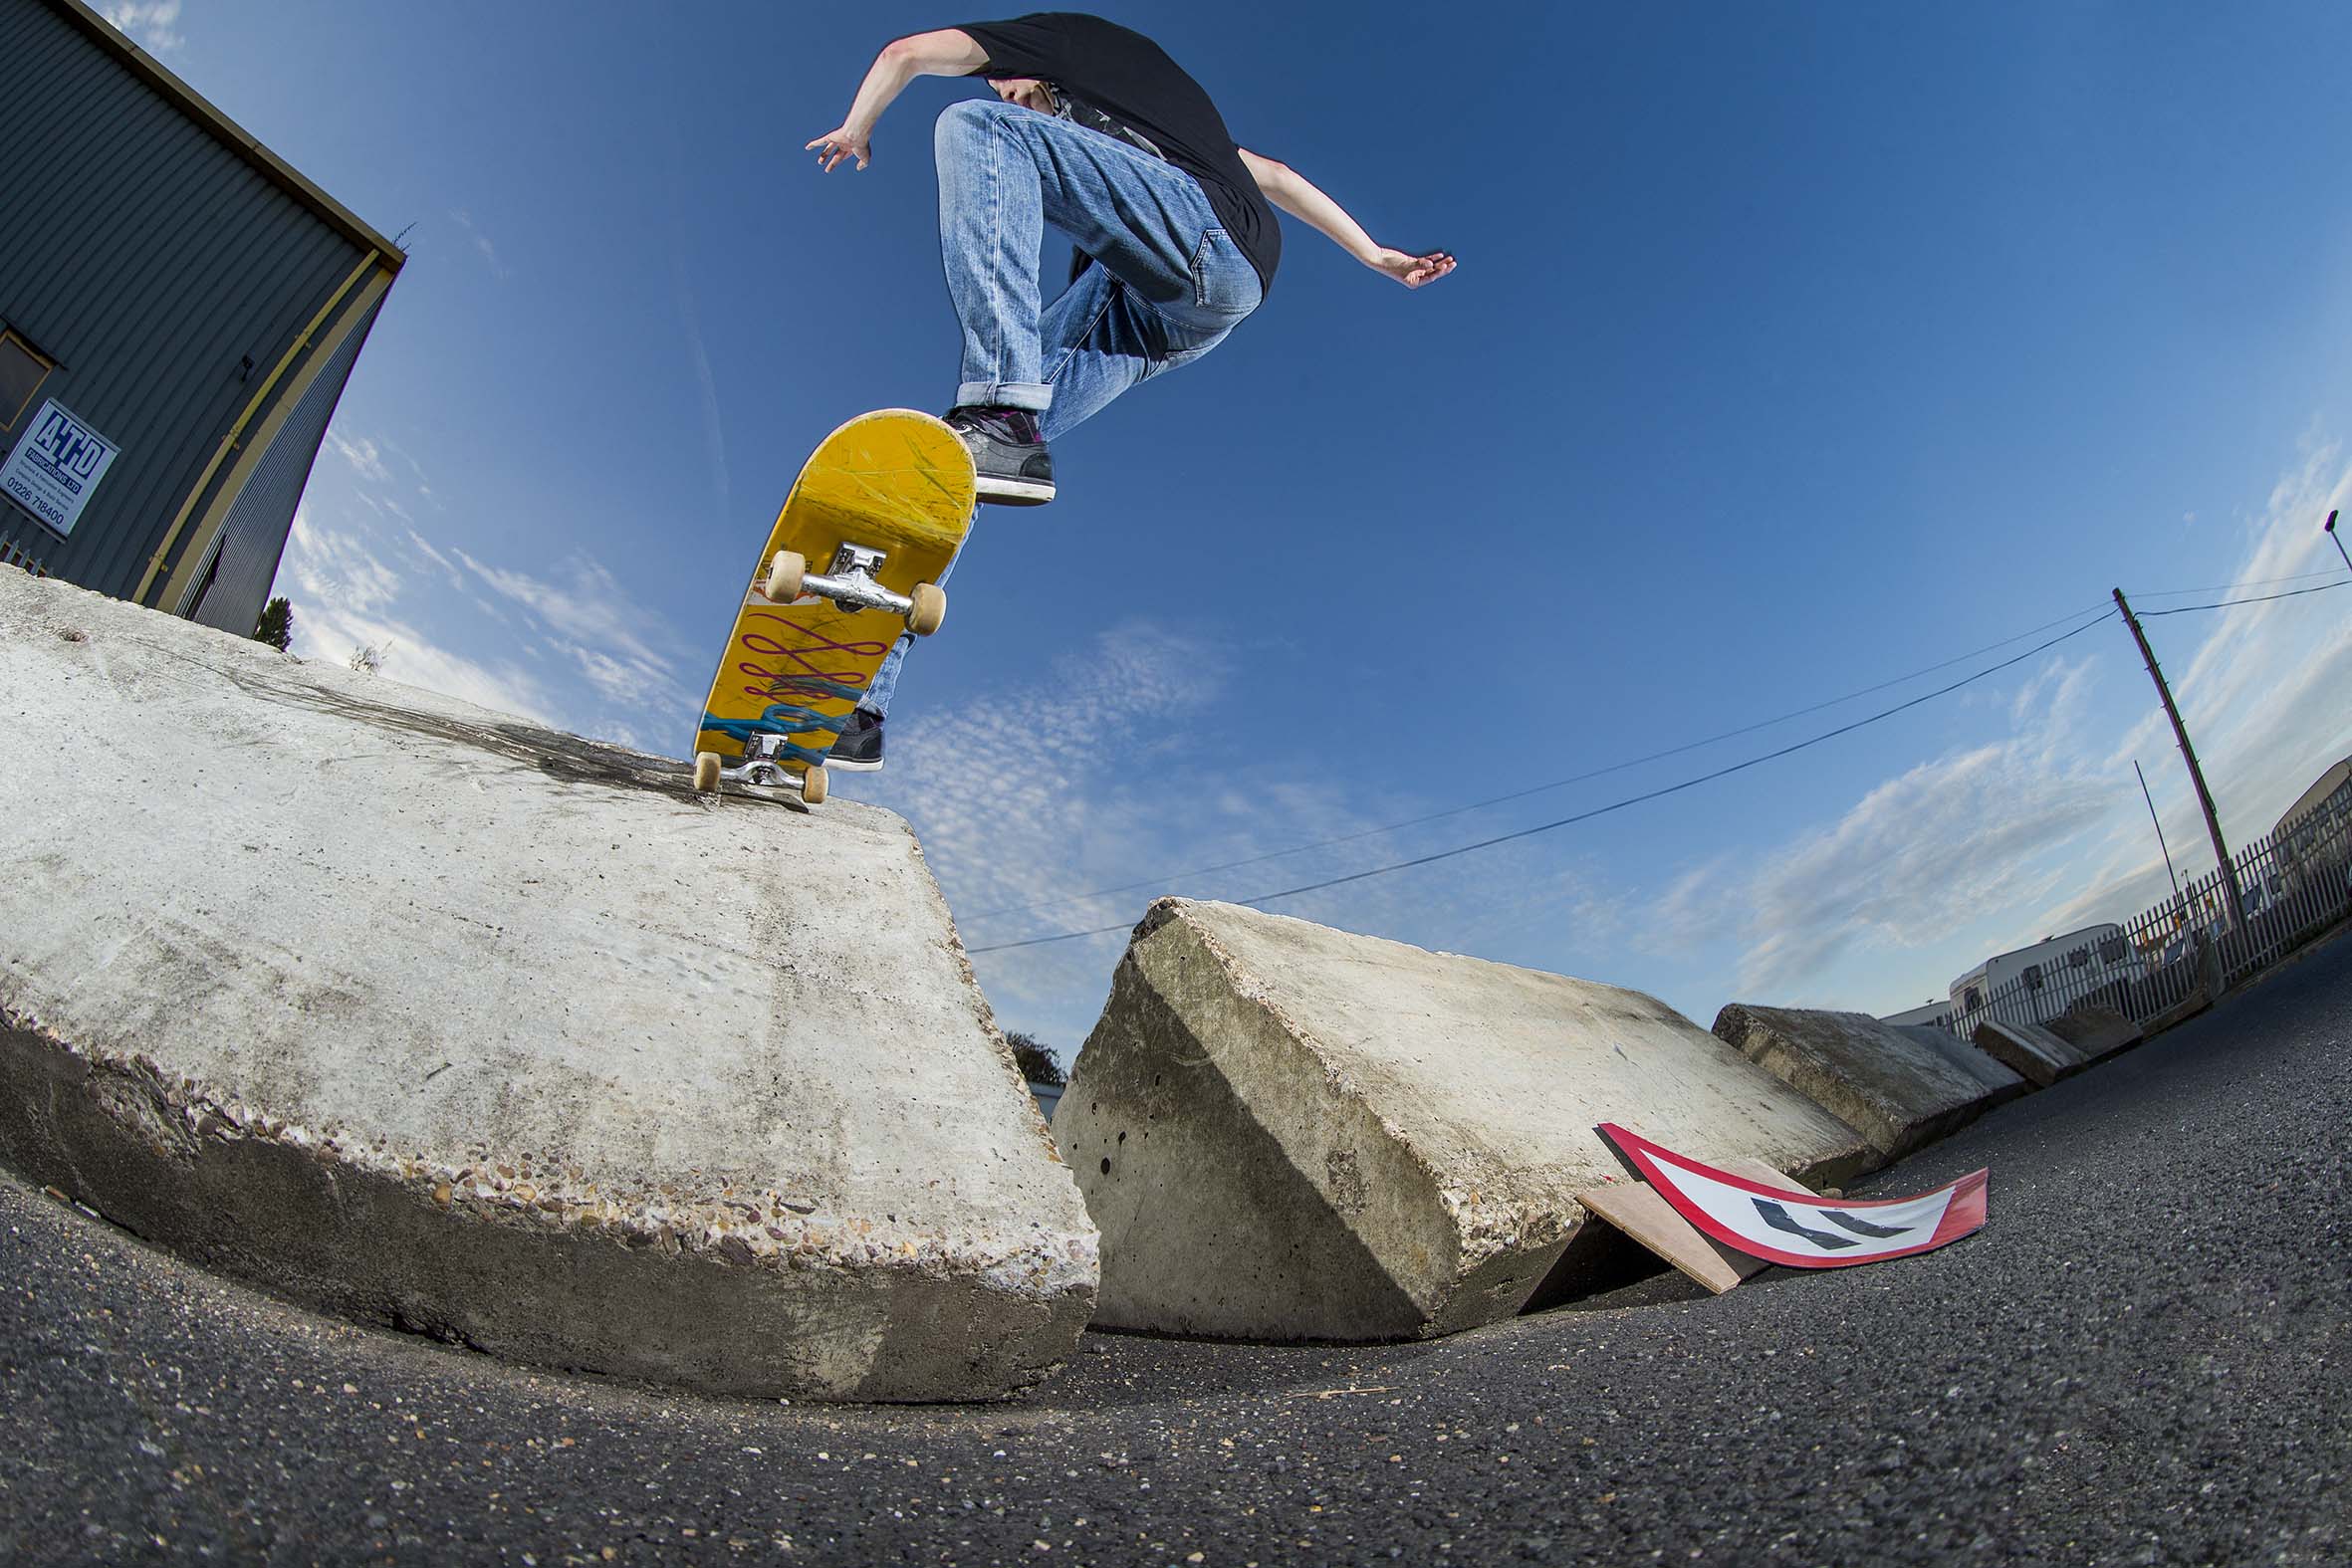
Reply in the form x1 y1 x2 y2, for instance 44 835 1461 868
1882 999 1957 1031
1949 923 2148 1018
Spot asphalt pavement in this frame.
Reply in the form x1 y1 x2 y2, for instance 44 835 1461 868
4 935 2347 1567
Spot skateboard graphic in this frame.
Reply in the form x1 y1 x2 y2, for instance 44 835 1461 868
692 410 976 802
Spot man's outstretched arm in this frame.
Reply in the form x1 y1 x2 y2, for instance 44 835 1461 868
808 29 989 172
1238 148 1456 288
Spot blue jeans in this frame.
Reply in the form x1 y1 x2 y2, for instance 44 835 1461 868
861 98 1264 719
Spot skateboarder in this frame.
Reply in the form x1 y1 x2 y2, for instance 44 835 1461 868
806 12 1457 769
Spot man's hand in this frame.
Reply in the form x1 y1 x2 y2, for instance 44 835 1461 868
1238 150 1458 292
807 30 986 176
806 125 872 173
1371 248 1457 289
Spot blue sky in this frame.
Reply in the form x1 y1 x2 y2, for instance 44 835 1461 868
105 2 2352 1060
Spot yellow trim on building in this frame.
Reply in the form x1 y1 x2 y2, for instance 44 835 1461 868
136 252 384 606
155 265 395 617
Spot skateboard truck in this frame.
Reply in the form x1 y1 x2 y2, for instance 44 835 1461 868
693 734 827 803
765 546 946 636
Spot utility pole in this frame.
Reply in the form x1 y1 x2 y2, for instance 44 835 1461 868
2328 509 2351 575
2114 587 2246 935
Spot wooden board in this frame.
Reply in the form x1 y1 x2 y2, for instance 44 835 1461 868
1575 1157 1820 1295
693 409 974 784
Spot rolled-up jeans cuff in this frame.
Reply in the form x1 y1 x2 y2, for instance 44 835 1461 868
957 380 1051 412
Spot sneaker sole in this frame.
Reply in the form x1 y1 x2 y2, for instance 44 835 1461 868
824 755 884 774
976 475 1056 506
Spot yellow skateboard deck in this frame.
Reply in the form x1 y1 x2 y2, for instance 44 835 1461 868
692 410 974 801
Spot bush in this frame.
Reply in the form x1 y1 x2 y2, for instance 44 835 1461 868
1006 1030 1064 1086
253 596 293 652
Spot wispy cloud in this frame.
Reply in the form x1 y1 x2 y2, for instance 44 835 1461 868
100 0 183 53
448 549 692 720
277 420 696 748
2149 438 2352 834
673 252 730 518
283 504 563 724
326 430 392 486
1642 655 2114 998
1668 440 2352 1013
449 210 510 282
852 619 1598 1044
382 438 443 510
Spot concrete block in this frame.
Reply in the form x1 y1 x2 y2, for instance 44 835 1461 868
1053 899 1874 1342
2141 987 2214 1036
1712 1004 2028 1160
1971 1018 2095 1088
0 571 1094 1402
2045 1003 2145 1060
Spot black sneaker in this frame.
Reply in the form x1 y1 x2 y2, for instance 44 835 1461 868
827 707 884 772
945 405 1056 506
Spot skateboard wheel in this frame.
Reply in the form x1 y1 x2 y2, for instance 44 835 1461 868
693 752 721 792
766 550 807 602
906 582 947 637
801 764 828 805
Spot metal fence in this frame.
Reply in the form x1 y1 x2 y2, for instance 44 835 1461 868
1 537 51 576
1952 778 2352 1038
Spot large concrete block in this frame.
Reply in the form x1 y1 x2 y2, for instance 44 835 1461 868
1711 1004 2028 1160
2045 1003 2145 1060
1971 1017 2096 1089
1053 899 1874 1342
0 572 1094 1401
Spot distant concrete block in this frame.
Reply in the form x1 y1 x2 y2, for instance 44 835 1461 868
1972 1018 2096 1088
2045 1003 2145 1061
0 572 1095 1402
2141 988 2214 1036
1712 1005 2028 1161
1054 899 1874 1342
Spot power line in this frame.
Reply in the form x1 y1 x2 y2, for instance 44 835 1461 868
2138 578 2349 616
962 598 2116 925
2133 566 2347 598
967 610 2120 955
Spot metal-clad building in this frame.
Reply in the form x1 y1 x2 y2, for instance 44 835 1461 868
0 0 402 632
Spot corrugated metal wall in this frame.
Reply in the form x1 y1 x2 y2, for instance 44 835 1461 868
0 0 395 609
186 292 384 632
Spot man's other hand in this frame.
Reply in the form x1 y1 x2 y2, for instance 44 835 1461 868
806 126 872 173
1374 249 1457 289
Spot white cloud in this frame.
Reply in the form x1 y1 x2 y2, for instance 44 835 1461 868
1674 439 2352 1014
100 0 182 53
281 504 561 723
2151 439 2352 835
673 251 730 517
276 420 696 747
401 528 465 590
449 210 510 281
326 430 391 485
287 502 402 615
450 548 687 711
849 620 1606 1045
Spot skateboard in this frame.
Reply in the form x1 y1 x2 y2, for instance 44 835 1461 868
692 410 975 802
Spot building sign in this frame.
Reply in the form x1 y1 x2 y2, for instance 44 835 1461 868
1 398 120 538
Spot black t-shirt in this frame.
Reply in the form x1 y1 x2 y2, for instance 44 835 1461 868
958 13 1280 294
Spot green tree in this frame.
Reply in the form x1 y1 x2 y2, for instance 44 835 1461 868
253 596 293 652
1006 1030 1064 1086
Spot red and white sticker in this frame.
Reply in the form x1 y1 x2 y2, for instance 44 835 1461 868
1596 1122 1989 1269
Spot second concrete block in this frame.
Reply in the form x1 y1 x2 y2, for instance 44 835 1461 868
1055 900 1874 1342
